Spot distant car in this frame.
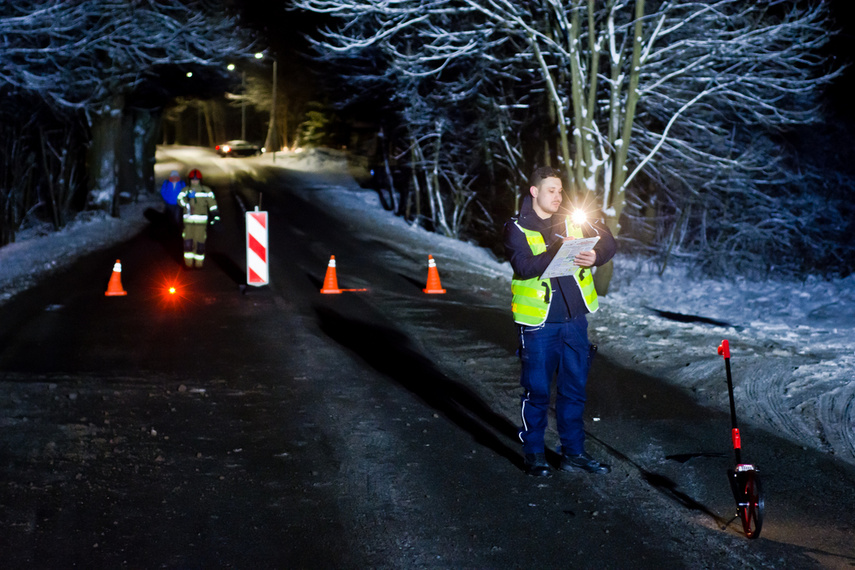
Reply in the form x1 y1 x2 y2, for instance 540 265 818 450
215 140 261 157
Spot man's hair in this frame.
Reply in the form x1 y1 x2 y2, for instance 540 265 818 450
529 166 562 188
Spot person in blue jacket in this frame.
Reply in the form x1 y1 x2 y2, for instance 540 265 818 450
503 166 616 477
160 170 185 229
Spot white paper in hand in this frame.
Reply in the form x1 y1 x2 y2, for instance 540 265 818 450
541 236 600 279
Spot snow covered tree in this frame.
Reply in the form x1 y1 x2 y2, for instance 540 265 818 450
293 0 531 237
294 0 841 277
0 0 255 216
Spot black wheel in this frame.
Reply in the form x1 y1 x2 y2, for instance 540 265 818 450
729 468 764 539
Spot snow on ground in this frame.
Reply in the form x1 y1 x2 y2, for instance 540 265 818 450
2 147 853 468
0 196 160 306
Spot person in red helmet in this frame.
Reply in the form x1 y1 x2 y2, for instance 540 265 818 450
176 169 219 268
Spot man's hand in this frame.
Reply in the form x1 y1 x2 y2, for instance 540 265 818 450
563 236 596 267
574 250 597 268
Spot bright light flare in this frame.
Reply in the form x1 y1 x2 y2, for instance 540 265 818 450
571 209 587 226
162 282 183 301
152 270 193 310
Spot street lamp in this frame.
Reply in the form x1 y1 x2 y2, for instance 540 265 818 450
183 71 204 146
256 52 278 161
227 63 247 140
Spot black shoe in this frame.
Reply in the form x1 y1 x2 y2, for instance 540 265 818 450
561 451 611 474
524 453 552 477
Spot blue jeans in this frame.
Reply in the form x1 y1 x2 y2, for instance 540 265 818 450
518 317 592 455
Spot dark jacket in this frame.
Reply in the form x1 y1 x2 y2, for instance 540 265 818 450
503 195 616 320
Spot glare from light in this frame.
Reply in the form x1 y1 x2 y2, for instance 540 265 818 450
168 286 176 295
255 52 264 59
186 71 193 78
227 63 236 71
571 209 587 226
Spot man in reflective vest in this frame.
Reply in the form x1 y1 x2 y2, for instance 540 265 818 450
177 169 219 269
503 166 616 476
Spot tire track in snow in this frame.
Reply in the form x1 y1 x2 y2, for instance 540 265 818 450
737 359 823 452
816 363 855 464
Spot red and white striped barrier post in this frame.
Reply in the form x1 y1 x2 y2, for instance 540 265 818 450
246 209 269 287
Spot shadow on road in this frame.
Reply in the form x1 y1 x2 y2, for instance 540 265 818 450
209 252 245 286
144 207 184 266
587 432 728 528
314 305 525 471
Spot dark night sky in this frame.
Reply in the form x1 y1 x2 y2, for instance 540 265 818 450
826 0 855 121
229 1 323 55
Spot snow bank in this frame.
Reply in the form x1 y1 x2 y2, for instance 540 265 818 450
597 259 855 466
0 197 158 305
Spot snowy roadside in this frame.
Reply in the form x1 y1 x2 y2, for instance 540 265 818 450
0 195 160 306
597 263 855 467
2 148 852 469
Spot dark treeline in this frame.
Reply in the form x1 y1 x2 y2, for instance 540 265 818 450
0 0 256 246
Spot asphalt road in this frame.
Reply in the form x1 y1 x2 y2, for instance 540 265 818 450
1 158 853 568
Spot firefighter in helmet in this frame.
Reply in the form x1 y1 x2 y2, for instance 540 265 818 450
177 169 219 268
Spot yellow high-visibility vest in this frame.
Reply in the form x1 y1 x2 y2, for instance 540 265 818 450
178 187 218 225
511 220 599 326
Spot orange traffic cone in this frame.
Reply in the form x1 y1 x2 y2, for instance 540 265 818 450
104 259 128 296
320 255 342 294
423 255 446 294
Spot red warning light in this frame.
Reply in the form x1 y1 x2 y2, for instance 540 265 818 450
163 282 183 300
152 270 192 309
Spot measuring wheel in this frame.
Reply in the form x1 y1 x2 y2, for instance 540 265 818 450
729 466 764 539
718 340 765 540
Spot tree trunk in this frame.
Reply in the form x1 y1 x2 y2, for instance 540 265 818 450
88 94 124 216
120 107 161 203
600 0 647 295
530 36 572 180
38 127 61 230
409 141 422 226
593 260 613 296
203 101 216 149
379 127 398 213
141 108 162 196
609 0 645 236
264 59 279 152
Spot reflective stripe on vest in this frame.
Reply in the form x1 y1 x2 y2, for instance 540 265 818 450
511 220 599 326
178 188 216 224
